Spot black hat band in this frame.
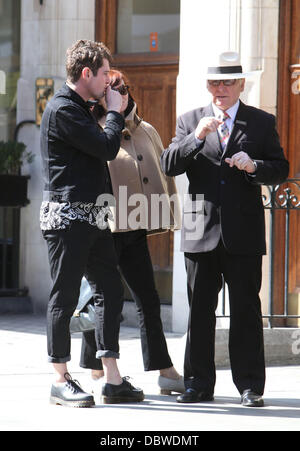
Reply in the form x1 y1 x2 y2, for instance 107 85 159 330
207 65 243 74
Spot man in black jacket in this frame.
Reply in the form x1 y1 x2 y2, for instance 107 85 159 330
161 52 289 407
40 40 144 406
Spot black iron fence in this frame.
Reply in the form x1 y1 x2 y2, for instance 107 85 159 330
0 207 21 295
218 178 300 328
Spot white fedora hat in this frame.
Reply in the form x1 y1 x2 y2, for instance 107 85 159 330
206 51 253 79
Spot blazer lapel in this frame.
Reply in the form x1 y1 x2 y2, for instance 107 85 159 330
198 102 250 160
202 104 222 155
223 101 248 158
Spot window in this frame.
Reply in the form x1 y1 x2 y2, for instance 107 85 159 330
0 0 21 293
116 0 180 54
0 0 21 141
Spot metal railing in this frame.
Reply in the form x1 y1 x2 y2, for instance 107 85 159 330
218 178 300 328
0 207 21 295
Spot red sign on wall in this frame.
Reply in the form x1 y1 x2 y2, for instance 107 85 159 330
150 32 158 52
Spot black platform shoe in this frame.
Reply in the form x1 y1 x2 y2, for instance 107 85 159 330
50 373 95 408
101 377 144 404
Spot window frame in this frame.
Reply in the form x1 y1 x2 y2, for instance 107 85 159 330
95 0 179 67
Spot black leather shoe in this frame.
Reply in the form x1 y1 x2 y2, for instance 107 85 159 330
50 373 95 408
241 389 264 407
102 377 144 404
177 388 214 403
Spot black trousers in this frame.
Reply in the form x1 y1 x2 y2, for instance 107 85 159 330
184 240 265 395
80 229 173 371
43 221 123 363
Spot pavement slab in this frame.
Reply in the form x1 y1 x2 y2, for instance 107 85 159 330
0 314 299 433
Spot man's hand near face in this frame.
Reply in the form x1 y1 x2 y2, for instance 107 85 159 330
195 116 222 140
105 86 122 113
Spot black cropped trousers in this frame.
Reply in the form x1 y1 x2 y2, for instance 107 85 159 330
43 221 123 363
80 229 173 372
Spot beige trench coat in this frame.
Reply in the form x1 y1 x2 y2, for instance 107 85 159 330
99 106 181 234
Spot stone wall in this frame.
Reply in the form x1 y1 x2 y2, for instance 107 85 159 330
18 0 95 312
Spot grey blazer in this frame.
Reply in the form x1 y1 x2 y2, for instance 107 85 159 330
161 101 289 255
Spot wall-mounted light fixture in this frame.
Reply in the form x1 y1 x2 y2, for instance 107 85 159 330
35 78 54 126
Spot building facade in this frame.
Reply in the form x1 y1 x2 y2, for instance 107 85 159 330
1 0 299 332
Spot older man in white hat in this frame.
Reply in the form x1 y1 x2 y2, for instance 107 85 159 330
161 52 289 407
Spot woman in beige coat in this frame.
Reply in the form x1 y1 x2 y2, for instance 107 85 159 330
80 70 184 398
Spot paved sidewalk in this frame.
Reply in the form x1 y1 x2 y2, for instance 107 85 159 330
0 314 299 432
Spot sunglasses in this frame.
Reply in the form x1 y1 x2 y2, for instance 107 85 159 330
207 79 238 87
111 84 130 95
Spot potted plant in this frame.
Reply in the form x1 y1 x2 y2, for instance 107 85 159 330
0 140 34 207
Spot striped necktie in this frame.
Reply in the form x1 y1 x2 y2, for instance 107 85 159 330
218 111 230 149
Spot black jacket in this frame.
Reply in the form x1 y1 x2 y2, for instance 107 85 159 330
161 101 289 255
40 83 124 203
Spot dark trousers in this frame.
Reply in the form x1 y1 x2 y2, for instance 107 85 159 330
43 221 123 363
80 229 173 371
184 240 265 395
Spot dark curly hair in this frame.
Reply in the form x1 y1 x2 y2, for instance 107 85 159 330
66 39 113 83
